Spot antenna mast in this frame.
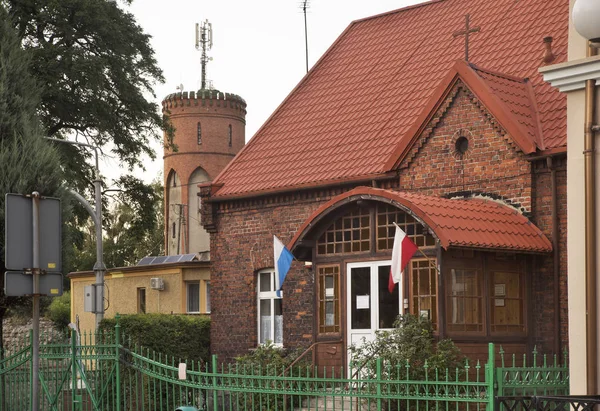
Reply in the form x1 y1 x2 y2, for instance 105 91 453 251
302 1 310 73
195 20 213 90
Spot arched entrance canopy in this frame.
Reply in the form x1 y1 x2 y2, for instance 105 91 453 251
289 186 552 255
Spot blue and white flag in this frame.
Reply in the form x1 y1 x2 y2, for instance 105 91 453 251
274 235 294 297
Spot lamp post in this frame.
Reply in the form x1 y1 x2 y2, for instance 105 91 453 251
45 137 106 329
572 0 600 395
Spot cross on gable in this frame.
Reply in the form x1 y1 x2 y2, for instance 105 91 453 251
453 14 480 62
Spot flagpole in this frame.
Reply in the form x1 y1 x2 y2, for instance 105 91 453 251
392 222 440 274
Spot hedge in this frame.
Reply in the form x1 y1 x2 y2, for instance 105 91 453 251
100 314 210 363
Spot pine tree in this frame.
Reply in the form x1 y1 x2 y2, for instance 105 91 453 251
0 5 65 351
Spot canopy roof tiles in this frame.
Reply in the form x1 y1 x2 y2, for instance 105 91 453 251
289 187 552 253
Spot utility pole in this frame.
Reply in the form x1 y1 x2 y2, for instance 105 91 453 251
45 137 106 329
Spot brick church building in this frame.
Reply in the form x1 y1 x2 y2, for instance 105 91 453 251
199 0 568 369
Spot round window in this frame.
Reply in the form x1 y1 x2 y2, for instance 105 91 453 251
455 136 469 155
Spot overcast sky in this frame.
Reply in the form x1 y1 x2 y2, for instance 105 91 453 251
105 0 421 182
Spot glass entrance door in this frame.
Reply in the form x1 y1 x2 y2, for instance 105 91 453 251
347 261 401 367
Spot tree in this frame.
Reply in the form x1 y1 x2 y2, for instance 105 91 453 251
5 0 171 171
71 178 164 271
0 4 65 351
3 0 173 275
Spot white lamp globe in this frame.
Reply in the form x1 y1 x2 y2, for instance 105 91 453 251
573 0 600 42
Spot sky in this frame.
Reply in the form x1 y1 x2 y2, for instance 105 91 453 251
105 0 421 183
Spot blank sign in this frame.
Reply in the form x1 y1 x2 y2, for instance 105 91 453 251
4 272 63 297
5 194 61 271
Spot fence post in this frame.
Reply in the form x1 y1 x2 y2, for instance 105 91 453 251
377 357 382 411
212 355 218 411
29 329 33 411
115 314 121 411
487 343 495 411
71 328 78 411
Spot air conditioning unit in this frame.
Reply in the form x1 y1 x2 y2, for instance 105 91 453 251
150 278 164 291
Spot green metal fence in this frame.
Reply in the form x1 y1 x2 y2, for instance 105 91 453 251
0 319 569 411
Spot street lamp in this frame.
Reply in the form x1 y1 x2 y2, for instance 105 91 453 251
45 137 106 329
572 0 600 395
573 0 600 43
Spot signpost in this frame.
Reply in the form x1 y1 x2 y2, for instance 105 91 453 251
4 192 62 411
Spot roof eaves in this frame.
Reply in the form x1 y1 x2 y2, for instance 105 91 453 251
525 79 546 150
209 172 395 202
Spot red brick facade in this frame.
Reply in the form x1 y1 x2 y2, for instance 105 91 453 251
202 81 567 364
162 90 246 254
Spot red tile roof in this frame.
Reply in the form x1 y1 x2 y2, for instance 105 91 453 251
289 187 552 253
213 0 568 198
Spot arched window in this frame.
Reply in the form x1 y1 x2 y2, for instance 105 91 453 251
197 122 202 145
228 124 232 147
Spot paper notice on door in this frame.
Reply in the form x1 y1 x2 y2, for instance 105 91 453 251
356 295 370 309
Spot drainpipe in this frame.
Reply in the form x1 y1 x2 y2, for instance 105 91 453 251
547 156 561 356
584 43 598 395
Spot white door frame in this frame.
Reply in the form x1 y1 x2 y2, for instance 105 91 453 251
346 260 403 368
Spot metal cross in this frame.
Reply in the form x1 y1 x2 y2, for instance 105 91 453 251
453 14 481 62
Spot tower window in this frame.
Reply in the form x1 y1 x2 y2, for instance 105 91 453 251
172 222 176 238
228 124 232 147
197 122 202 145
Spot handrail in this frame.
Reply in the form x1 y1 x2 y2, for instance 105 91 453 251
280 340 339 378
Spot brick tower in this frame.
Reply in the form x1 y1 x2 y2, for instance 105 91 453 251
162 89 246 256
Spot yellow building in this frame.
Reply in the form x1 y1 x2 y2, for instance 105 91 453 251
69 255 210 332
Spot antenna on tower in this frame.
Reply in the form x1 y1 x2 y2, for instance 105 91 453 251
195 20 213 90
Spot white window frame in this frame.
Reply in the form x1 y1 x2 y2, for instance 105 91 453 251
257 268 283 346
205 281 211 313
186 281 200 314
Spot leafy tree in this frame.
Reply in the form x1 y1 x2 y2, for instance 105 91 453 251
45 291 71 331
3 0 173 273
71 178 164 270
4 0 171 171
0 4 65 349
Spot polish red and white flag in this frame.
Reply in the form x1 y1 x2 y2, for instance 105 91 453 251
388 223 419 293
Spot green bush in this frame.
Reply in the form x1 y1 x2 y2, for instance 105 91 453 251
349 314 464 379
45 291 71 331
100 314 211 363
234 342 310 411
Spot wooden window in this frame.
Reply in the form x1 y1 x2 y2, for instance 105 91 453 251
376 204 435 250
318 265 340 334
410 259 437 330
197 122 202 145
490 271 525 334
137 288 146 314
446 269 484 333
317 206 370 255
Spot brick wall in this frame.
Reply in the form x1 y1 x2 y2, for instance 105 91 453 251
209 200 326 363
531 157 568 352
400 84 531 214
163 91 246 254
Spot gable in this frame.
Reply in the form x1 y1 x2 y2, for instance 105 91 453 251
399 81 533 213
